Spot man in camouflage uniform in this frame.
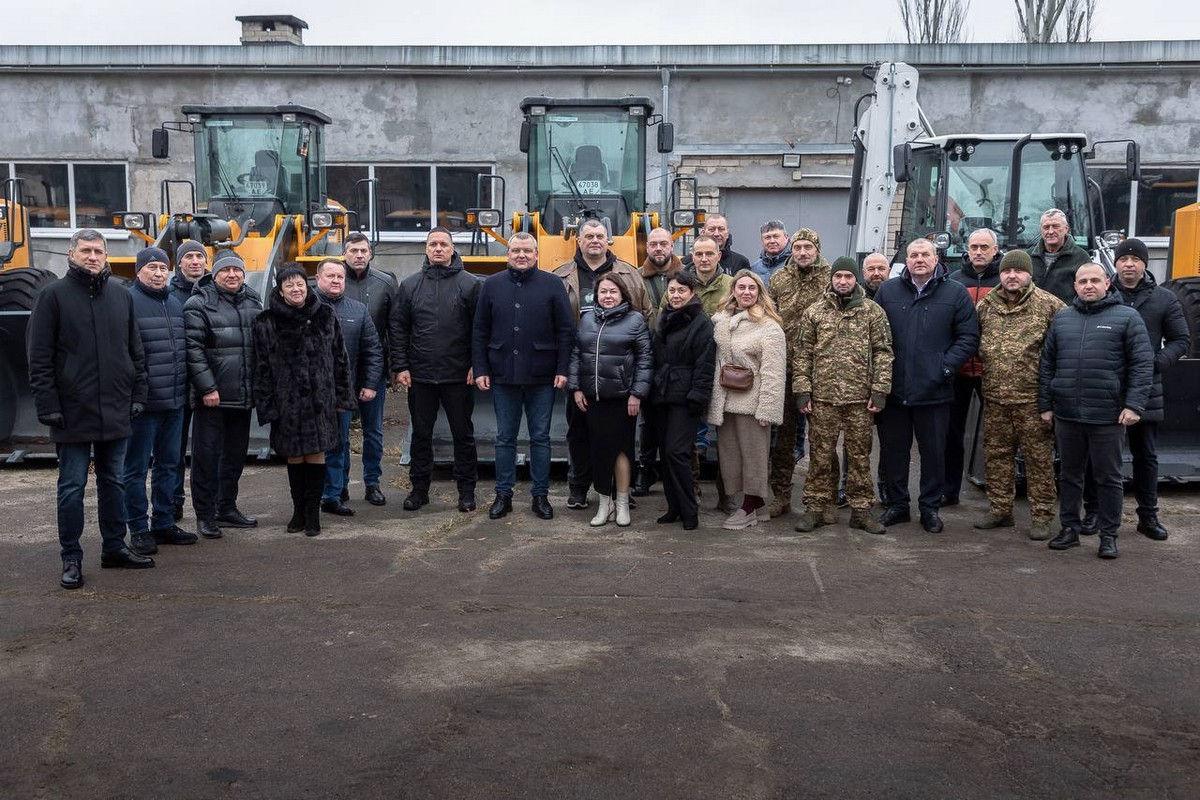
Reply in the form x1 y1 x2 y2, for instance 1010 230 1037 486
794 257 893 534
765 228 831 517
974 250 1065 539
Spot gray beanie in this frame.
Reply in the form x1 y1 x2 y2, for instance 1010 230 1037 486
212 252 246 275
175 240 207 264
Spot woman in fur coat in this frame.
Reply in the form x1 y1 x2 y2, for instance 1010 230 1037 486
707 269 787 530
253 265 354 536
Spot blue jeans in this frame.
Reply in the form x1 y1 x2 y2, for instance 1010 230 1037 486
324 410 353 502
493 383 555 498
57 439 129 561
123 408 184 533
354 389 385 488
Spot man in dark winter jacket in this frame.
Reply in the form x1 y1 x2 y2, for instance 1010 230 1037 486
943 228 1002 505
1029 208 1091 304
392 227 481 513
313 258 384 516
750 220 790 283
474 232 575 521
28 229 153 589
341 232 396 506
169 239 209 520
682 214 751 276
123 247 197 557
873 238 980 533
1040 263 1153 559
862 253 891 300
183 252 262 539
1112 238 1190 541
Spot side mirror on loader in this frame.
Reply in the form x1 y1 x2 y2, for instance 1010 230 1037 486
657 123 674 154
1126 142 1141 181
152 129 169 159
893 143 913 183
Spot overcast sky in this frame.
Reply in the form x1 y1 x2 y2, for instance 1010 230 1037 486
3 0 1195 46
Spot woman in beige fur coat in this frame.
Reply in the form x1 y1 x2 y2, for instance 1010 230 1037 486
707 269 787 530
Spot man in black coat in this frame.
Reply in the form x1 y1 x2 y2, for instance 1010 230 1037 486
392 228 481 513
1113 238 1190 541
313 258 384 516
183 252 262 539
123 248 197 557
27 229 153 589
341 232 396 506
168 239 209 520
873 238 980 533
1040 263 1153 559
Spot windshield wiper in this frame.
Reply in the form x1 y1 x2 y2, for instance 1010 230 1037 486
550 145 588 214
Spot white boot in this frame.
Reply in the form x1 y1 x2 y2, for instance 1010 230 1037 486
590 495 614 527
615 491 631 527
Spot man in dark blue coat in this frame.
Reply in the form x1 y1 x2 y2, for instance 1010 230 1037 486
27 229 153 589
873 238 980 533
123 248 197 557
472 232 575 521
1040 263 1153 559
313 257 384 517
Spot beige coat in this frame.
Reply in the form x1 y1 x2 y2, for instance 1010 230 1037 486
707 309 787 427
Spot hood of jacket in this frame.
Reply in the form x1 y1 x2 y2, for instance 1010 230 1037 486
658 296 703 334
421 253 466 278
574 248 616 274
268 287 322 319
825 282 866 311
592 301 632 322
757 248 790 270
1072 285 1123 314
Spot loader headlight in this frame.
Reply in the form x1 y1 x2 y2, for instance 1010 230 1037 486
468 208 502 228
309 211 334 229
115 212 146 231
671 209 697 229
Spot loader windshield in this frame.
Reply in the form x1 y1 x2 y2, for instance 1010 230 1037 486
526 106 646 235
193 114 318 215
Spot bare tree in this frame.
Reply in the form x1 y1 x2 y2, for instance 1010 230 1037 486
898 0 971 43
1016 0 1097 42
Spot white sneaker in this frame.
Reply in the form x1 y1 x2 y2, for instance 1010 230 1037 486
722 508 759 530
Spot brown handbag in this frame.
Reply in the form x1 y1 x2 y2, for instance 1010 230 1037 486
719 363 754 390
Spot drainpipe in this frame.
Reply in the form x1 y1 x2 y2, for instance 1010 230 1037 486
660 67 671 221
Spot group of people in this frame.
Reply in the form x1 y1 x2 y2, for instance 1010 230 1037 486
29 205 1190 589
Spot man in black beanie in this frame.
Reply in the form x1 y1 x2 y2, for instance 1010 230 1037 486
169 239 209 520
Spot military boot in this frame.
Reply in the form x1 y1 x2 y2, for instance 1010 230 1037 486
794 507 831 533
766 493 792 519
1028 518 1053 541
849 509 886 535
973 511 1015 530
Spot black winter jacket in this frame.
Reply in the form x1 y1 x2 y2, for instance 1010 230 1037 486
472 266 575 385
316 290 383 392
1038 288 1153 424
683 236 752 276
27 265 147 443
169 271 202 309
343 265 396 383
130 280 188 412
390 255 480 383
184 276 262 410
873 267 980 406
251 291 354 457
650 298 716 413
1117 273 1191 422
569 302 654 401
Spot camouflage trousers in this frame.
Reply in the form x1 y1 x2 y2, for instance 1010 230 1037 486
804 401 875 512
983 401 1056 520
768 381 800 501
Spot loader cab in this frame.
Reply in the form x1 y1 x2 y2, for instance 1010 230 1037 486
895 134 1096 267
176 105 331 235
520 97 655 237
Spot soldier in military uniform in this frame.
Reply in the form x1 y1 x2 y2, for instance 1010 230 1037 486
764 228 831 518
974 250 1065 540
794 257 893 534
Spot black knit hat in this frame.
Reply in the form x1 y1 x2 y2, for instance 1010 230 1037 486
1112 237 1149 266
135 247 170 272
830 256 861 281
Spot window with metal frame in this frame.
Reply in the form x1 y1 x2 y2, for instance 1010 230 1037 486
2 162 129 231
327 163 493 241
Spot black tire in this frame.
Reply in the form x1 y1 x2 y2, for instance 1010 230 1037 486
0 267 56 312
1164 277 1200 359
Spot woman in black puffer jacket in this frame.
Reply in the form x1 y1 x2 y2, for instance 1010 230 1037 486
253 265 354 536
569 276 654 528
648 271 716 530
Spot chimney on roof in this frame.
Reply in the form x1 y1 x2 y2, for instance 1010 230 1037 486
235 15 308 45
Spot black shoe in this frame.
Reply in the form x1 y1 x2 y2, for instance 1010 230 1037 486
1137 516 1168 541
1098 535 1119 559
532 495 554 520
198 520 223 539
215 509 257 528
402 491 428 511
100 547 155 569
1079 512 1098 536
321 500 356 516
365 485 386 506
632 468 655 497
920 512 944 533
1048 528 1081 550
60 559 83 590
836 490 849 509
458 493 477 513
657 511 681 524
878 507 911 527
567 487 589 509
682 517 699 531
152 525 199 545
129 532 158 555
488 494 513 519
940 494 960 507
173 502 185 522
340 487 350 502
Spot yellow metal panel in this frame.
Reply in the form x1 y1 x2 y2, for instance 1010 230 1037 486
1171 203 1200 280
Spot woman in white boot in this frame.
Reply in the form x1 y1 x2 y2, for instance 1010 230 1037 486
707 270 787 530
568 276 654 527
